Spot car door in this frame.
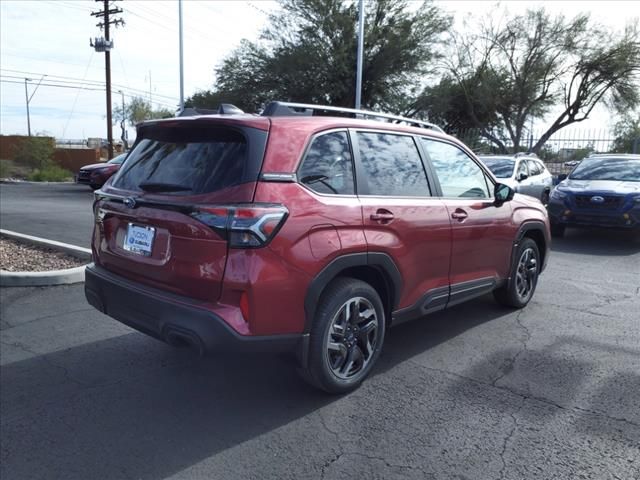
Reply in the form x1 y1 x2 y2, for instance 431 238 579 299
420 138 515 306
353 130 452 318
526 159 544 199
515 159 535 197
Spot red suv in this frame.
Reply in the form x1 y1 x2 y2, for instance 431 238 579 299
85 102 550 393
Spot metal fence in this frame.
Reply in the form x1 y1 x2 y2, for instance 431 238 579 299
450 127 640 176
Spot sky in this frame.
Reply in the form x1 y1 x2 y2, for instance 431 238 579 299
0 0 638 142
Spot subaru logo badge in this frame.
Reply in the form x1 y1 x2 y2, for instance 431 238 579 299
590 195 605 204
123 197 137 209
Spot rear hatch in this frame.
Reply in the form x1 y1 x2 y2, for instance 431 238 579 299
93 119 269 301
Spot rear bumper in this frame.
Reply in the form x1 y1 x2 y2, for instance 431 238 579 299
85 264 308 356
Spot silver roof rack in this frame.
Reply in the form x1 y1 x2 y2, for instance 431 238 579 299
261 101 444 133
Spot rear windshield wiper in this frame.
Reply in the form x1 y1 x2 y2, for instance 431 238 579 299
138 182 192 192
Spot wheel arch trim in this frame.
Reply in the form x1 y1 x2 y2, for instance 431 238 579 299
303 252 402 334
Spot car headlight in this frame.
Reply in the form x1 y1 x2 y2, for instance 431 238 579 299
550 188 567 201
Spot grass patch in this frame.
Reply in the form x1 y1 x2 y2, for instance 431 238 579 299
0 159 32 179
27 165 73 182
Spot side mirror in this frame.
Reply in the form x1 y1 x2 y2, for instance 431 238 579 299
517 172 528 182
495 183 515 204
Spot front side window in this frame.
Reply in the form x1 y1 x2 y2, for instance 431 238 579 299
357 132 430 196
527 159 541 176
517 160 529 179
298 131 355 195
421 139 491 198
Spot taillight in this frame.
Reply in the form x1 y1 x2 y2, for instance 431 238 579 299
191 204 288 248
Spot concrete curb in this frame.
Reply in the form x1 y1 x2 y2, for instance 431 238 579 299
0 179 75 185
0 229 91 287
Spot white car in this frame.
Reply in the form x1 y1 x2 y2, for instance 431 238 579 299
479 154 553 204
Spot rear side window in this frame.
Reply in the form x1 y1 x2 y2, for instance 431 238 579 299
298 131 355 195
112 124 266 195
357 132 430 196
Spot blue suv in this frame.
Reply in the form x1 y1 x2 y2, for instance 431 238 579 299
547 154 640 237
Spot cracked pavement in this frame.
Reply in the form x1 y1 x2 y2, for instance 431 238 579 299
1 186 640 479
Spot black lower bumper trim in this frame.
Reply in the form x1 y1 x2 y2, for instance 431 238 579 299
85 264 307 355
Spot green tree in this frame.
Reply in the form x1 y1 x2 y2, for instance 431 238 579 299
186 0 451 113
426 9 640 153
611 113 640 153
114 96 174 127
12 136 54 170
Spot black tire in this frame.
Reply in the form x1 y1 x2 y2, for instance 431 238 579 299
494 237 540 308
550 223 565 238
541 189 550 206
299 277 386 394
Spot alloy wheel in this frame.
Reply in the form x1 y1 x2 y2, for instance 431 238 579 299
515 247 538 301
325 296 379 380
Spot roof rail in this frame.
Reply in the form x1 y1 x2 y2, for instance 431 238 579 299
261 101 444 133
514 152 538 158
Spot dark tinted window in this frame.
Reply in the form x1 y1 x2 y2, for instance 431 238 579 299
112 125 266 195
357 132 430 196
569 157 640 181
421 139 491 198
481 157 514 178
298 131 354 195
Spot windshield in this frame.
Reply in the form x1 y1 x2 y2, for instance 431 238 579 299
107 154 127 164
569 157 640 182
480 157 515 178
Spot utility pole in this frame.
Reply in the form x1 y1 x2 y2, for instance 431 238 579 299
178 0 184 113
23 75 46 136
355 0 365 110
90 0 124 159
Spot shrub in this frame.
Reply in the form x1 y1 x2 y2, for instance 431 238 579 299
12 137 55 170
27 165 73 182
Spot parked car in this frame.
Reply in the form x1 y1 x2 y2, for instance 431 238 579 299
547 153 640 237
84 101 550 393
479 154 553 204
76 153 127 190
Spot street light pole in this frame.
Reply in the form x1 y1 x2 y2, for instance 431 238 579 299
355 0 365 110
24 78 31 136
23 75 46 137
178 0 185 113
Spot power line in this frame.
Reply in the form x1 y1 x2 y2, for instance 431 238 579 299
1 70 178 107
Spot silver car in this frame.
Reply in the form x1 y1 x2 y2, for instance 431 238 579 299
479 154 553 204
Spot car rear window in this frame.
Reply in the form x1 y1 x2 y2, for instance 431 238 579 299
111 123 267 194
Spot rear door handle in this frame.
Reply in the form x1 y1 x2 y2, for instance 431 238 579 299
451 209 468 221
370 210 395 223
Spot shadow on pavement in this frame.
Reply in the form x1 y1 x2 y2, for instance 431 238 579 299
0 296 512 480
551 227 640 256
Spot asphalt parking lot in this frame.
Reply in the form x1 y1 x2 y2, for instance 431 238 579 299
1 183 639 480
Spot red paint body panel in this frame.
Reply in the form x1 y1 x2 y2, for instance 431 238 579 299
444 199 515 285
91 113 550 341
359 196 451 309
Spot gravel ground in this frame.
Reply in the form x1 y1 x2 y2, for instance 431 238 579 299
0 236 87 272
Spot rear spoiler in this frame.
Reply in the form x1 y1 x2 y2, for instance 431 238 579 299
178 104 244 117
